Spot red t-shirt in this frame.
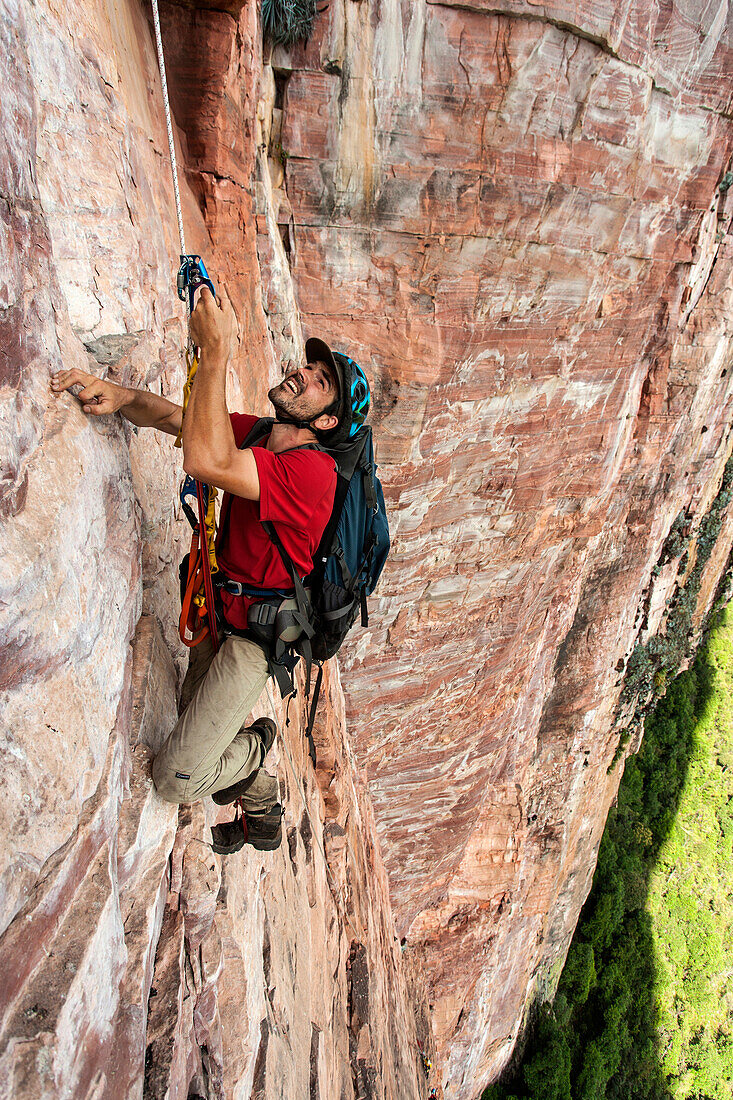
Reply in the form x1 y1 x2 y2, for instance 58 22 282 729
215 413 337 631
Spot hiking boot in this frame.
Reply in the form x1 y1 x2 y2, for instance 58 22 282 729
210 814 247 855
249 717 277 763
244 803 283 851
211 765 278 811
211 803 283 855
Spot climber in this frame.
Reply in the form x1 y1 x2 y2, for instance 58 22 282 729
50 285 361 852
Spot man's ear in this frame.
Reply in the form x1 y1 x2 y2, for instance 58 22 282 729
312 412 339 433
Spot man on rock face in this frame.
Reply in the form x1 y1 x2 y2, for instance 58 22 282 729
52 286 369 852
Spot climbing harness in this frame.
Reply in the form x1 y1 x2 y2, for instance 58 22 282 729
150 0 220 651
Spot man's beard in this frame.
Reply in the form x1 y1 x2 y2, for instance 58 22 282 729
268 382 302 419
268 380 329 423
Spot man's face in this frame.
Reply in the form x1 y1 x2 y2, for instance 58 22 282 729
268 359 339 422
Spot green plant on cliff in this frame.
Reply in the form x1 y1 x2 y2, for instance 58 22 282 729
483 601 733 1100
659 509 691 567
617 456 733 734
262 0 316 46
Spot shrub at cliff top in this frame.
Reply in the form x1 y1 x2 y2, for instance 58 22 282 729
262 0 316 46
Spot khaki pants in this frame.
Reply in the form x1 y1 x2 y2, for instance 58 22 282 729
152 631 270 804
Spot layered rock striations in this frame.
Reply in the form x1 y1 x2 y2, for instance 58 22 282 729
1 0 425 1096
1 0 733 1097
271 0 733 1091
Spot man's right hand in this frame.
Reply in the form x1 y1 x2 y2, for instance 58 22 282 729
189 285 238 366
51 366 183 435
51 368 130 416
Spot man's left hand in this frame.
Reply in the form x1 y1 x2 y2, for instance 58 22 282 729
189 285 238 363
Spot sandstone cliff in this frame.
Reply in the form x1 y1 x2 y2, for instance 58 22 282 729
1 0 732 1098
0 1 426 1096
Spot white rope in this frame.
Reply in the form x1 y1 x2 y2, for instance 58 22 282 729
150 0 187 258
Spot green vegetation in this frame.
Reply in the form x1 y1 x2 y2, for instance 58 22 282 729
618 458 733 728
608 458 733 771
484 600 733 1100
261 0 316 47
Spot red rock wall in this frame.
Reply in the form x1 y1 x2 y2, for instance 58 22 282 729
269 0 733 1091
2 0 733 1096
0 0 426 1097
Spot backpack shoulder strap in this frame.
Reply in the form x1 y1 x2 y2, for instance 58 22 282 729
261 519 305 597
241 416 275 450
360 431 378 515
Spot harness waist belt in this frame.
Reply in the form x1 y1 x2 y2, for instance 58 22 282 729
215 577 294 599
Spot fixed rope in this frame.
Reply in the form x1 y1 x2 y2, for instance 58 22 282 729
150 0 220 651
150 0 186 257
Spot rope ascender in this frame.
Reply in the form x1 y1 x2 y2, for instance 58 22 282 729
150 0 220 651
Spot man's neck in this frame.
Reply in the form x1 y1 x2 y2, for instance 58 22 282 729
266 420 319 454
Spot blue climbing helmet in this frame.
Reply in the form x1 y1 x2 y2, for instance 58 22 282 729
305 337 370 446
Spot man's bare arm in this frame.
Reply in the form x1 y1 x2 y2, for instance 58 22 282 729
182 287 261 501
51 368 183 436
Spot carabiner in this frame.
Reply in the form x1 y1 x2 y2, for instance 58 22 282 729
177 255 216 313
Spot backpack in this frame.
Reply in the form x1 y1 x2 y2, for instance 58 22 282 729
217 417 390 760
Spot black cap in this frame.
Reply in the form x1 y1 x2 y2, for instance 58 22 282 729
305 335 344 421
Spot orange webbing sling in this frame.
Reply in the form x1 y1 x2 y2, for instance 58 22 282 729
178 474 219 649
